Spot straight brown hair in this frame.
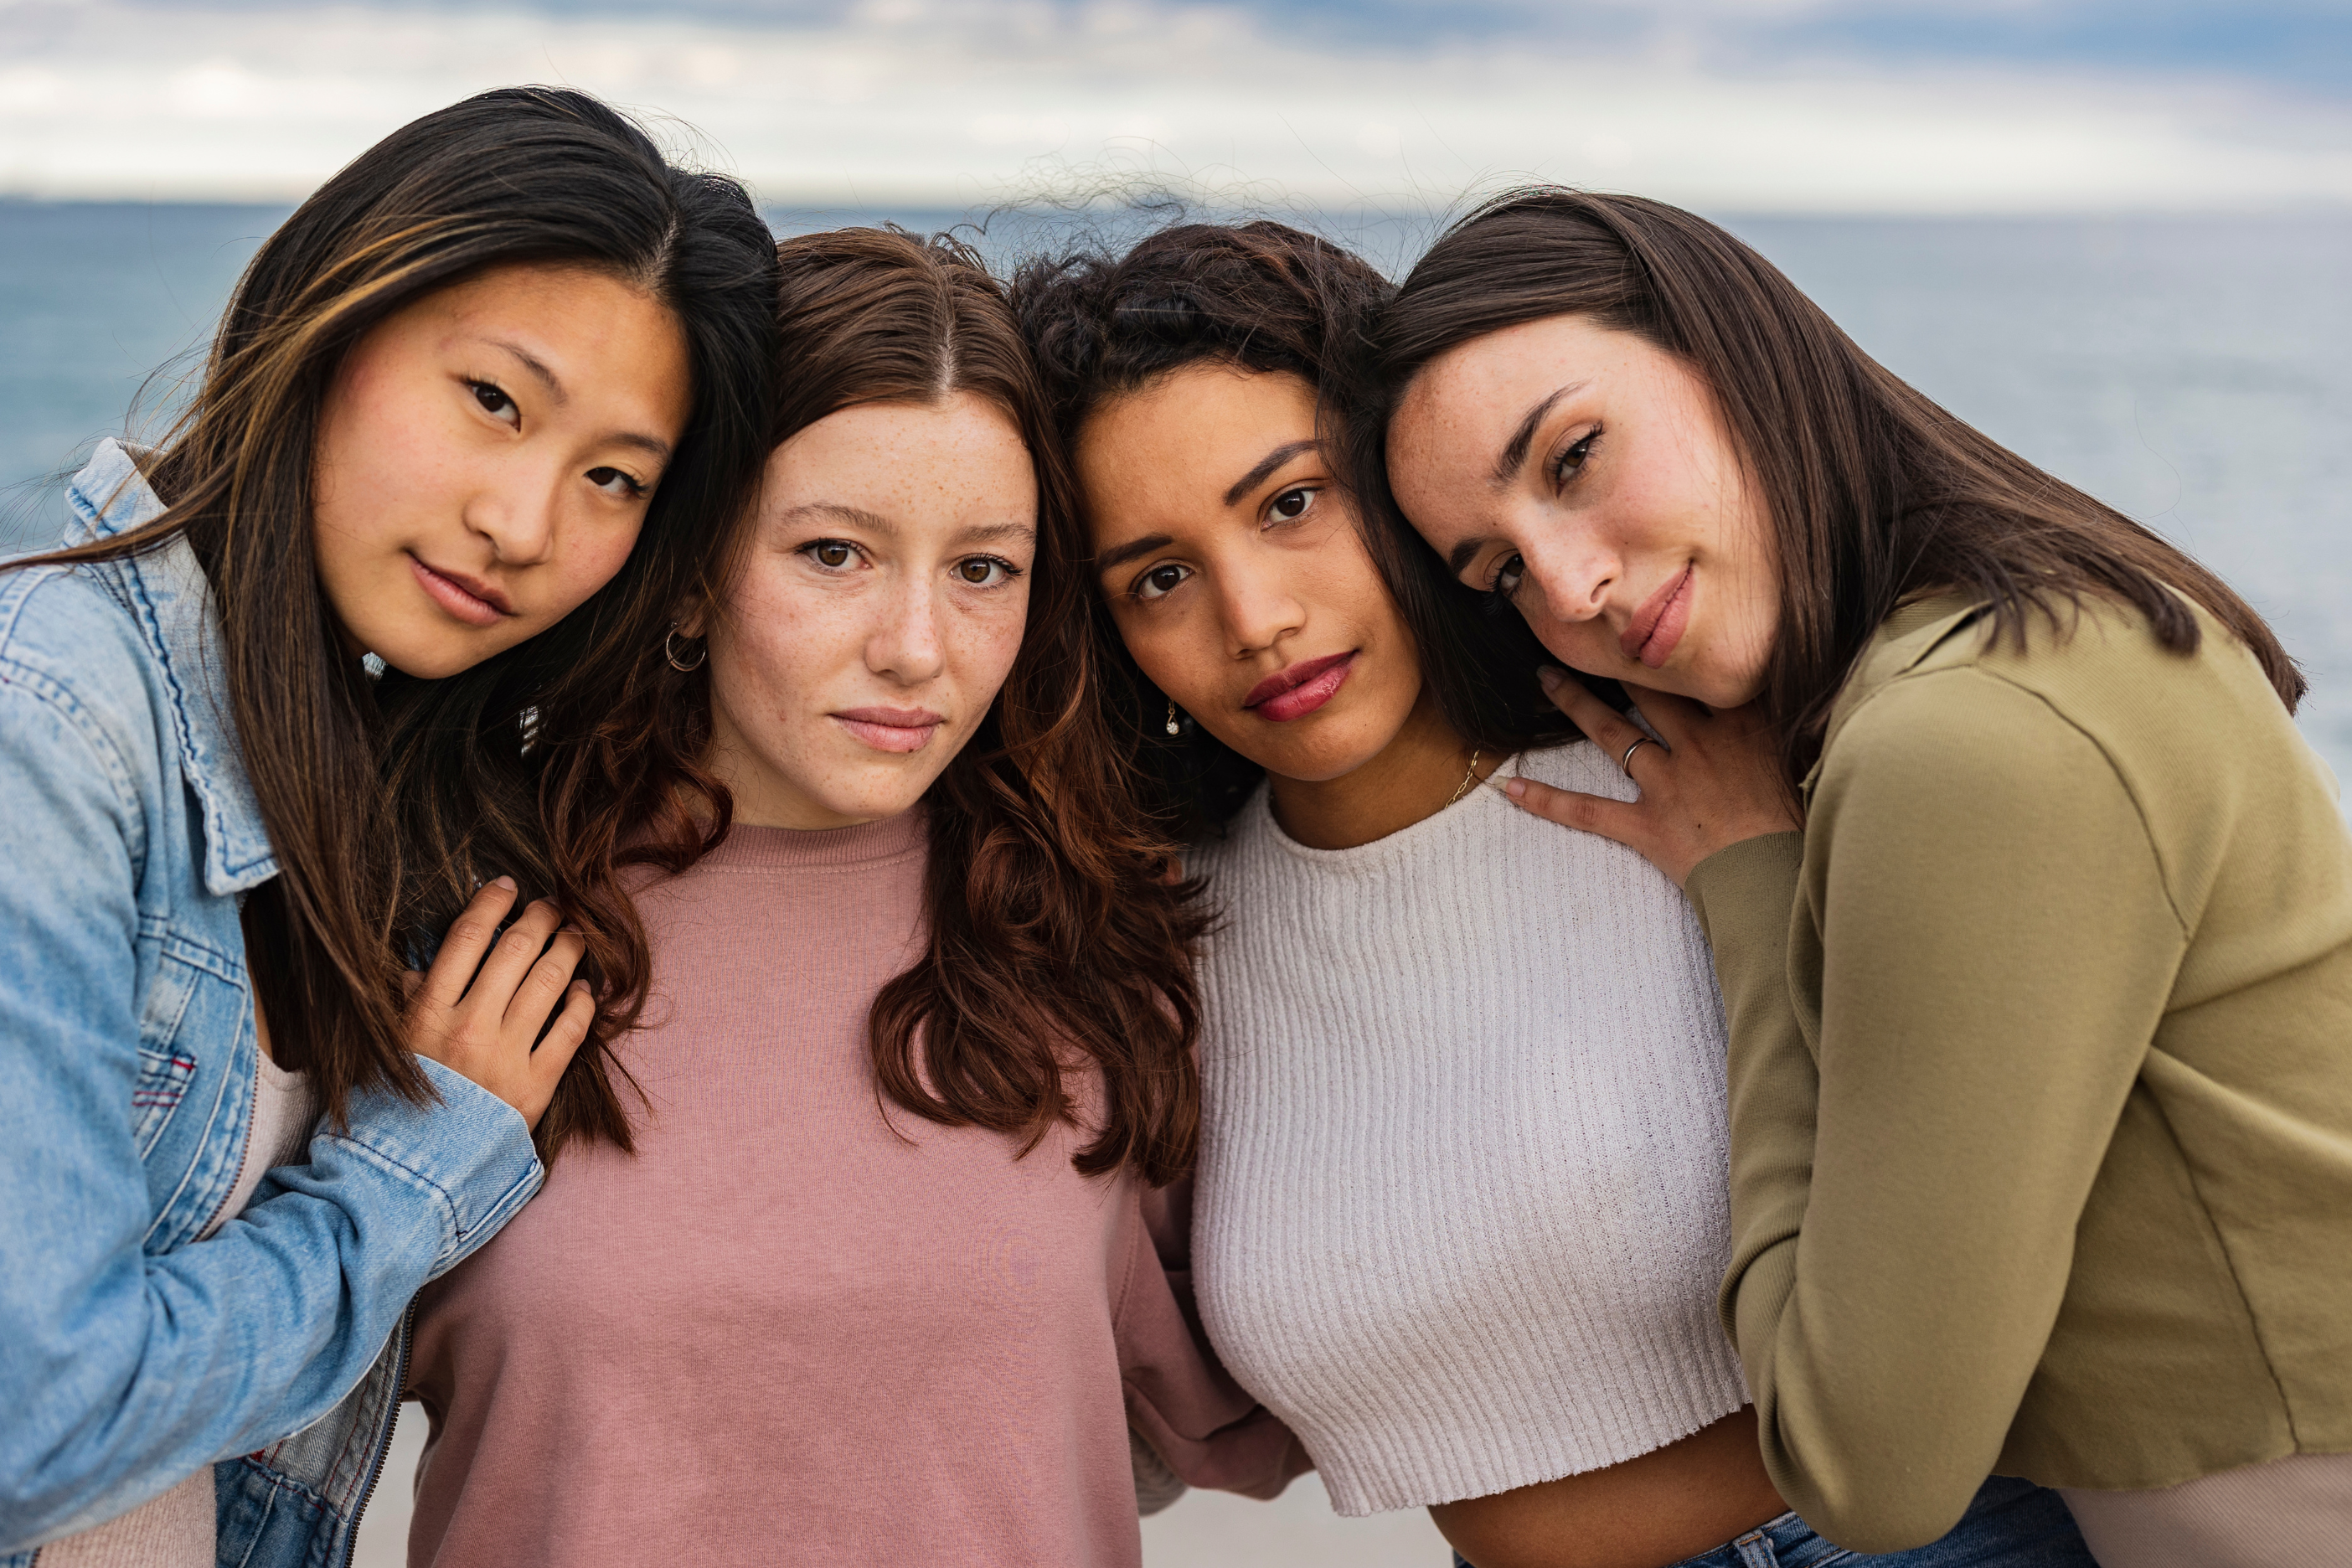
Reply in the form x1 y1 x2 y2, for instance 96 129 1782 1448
568 228 1210 1184
1371 189 2303 781
18 88 778 1155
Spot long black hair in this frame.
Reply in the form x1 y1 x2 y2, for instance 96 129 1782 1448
23 87 778 1156
1013 219 1576 836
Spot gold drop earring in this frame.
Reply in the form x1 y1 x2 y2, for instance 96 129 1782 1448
1165 699 1181 737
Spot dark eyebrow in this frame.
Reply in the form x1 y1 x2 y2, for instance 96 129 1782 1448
1491 381 1587 489
1223 439 1320 508
611 431 674 462
1095 533 1174 575
1447 539 1489 579
487 340 565 403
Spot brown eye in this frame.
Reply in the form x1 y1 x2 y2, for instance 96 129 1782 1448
1269 487 1313 522
1550 427 1601 487
1134 562 1192 601
807 540 856 569
469 381 518 425
953 555 1019 589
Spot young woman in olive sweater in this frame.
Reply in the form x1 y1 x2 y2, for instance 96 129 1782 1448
1373 189 2352 1568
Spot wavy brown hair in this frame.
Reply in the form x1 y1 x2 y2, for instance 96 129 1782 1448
569 227 1210 1184
18 89 778 1155
1370 188 2302 786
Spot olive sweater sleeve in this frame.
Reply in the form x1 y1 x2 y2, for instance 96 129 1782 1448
1686 668 2188 1553
1684 830 1815 1361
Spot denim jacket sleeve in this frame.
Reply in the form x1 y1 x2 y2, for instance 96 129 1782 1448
0 565 542 1551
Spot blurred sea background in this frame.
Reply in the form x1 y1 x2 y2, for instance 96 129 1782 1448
4 0 2349 1562
8 200 2349 804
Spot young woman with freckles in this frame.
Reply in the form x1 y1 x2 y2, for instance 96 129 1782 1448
398 230 1302 1568
1007 220 1953 1568
1377 189 2352 1568
0 89 777 1568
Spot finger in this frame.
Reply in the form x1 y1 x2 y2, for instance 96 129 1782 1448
400 970 425 1005
528 983 596 1096
1538 668 1649 758
463 899 565 1013
505 929 587 1034
418 879 519 1012
1618 681 1713 741
1502 775 1655 853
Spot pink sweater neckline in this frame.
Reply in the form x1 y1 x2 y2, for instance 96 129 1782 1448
701 807 926 872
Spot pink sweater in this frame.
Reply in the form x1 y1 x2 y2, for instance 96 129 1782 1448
403 811 1300 1566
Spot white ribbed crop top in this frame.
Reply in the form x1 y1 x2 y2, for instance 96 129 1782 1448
1189 740 1748 1516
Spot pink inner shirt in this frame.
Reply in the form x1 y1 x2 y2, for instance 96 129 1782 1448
403 811 1298 1567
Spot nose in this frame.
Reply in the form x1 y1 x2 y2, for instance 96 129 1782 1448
1523 529 1617 629
866 570 947 686
465 456 563 569
1215 568 1307 661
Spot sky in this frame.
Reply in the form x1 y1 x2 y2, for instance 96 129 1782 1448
0 0 2347 211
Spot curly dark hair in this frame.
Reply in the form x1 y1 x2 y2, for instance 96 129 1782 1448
1010 219 1576 837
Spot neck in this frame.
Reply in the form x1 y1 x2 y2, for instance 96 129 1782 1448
1264 685 1493 851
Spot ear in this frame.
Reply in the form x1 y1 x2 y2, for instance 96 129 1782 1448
673 598 709 639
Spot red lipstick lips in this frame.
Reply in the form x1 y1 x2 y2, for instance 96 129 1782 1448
1244 651 1356 723
1620 565 1694 671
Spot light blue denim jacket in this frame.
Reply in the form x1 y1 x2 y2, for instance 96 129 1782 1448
0 442 544 1565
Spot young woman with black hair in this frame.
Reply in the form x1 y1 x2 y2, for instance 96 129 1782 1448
0 88 777 1568
397 229 1300 1568
1377 188 2352 1567
1016 221 2091 1568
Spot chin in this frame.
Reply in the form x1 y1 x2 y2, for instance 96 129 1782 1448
823 768 941 824
1261 742 1388 786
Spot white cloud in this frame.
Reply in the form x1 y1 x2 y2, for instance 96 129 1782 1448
0 0 2344 209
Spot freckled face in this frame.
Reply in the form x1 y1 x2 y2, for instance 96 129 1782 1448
1386 314 1780 709
1078 364 1422 784
309 263 691 679
697 393 1038 831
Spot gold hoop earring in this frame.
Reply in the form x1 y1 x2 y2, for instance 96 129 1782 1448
664 627 707 673
1164 699 1181 737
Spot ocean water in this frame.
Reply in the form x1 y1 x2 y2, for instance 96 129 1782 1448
3 202 2348 1565
4 200 2346 790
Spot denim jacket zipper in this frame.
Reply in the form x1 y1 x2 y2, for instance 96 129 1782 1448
193 1047 260 1243
333 1302 415 1568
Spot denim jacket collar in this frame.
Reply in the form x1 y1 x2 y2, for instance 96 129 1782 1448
65 440 277 895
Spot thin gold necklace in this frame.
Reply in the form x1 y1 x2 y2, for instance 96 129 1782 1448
1445 747 1483 807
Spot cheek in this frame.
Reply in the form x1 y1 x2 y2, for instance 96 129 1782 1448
315 358 430 511
705 591 825 748
953 585 1033 700
1108 604 1215 711
1517 593 1621 674
536 522 642 624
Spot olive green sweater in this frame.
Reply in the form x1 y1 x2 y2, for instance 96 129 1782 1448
1685 591 2352 1554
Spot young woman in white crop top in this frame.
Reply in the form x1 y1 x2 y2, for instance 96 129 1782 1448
1014 222 2096 1568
